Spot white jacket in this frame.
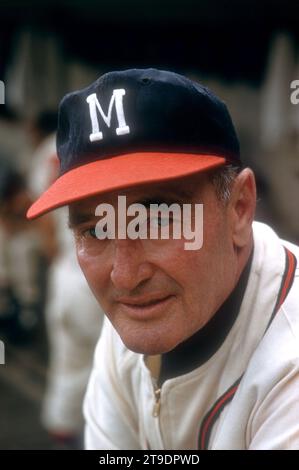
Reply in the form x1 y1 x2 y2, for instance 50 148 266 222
84 222 299 450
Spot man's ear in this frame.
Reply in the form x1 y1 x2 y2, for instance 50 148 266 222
229 168 256 248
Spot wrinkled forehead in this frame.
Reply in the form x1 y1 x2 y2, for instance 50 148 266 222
68 172 210 215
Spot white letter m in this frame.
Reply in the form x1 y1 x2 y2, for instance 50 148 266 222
86 89 130 142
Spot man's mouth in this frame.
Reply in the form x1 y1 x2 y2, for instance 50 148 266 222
117 294 175 318
118 293 174 306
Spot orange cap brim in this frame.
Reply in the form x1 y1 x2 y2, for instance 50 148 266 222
27 152 226 219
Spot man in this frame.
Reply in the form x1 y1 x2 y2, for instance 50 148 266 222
27 68 299 450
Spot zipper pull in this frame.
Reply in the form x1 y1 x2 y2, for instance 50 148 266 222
152 388 161 417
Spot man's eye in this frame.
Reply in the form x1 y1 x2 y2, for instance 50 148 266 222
83 227 97 239
150 216 171 228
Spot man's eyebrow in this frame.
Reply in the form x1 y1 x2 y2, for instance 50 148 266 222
68 212 96 229
135 191 194 208
136 198 183 208
68 189 195 226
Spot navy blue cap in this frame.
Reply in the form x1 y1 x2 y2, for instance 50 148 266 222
28 68 241 219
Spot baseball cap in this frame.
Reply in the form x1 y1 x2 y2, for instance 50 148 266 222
27 68 241 219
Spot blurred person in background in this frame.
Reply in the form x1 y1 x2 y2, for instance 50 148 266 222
27 112 104 447
0 160 41 341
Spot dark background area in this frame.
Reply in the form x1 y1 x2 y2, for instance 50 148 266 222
1 0 299 85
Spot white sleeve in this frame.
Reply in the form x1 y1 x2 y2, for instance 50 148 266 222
83 318 141 450
249 363 299 450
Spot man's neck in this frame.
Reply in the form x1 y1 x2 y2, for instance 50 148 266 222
150 247 254 386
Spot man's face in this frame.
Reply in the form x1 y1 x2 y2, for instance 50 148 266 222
69 172 239 355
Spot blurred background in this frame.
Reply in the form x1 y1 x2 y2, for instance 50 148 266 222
0 0 299 450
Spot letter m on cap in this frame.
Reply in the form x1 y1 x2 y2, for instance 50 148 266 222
86 89 130 142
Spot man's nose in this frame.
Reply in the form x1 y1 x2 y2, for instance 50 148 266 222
110 239 154 291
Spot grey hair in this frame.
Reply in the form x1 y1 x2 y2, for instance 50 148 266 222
209 164 241 204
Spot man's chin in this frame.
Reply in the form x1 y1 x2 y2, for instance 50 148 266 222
110 314 185 355
126 344 168 355
119 332 181 355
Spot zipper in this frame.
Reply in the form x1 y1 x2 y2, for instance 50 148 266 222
145 354 162 418
152 385 161 417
